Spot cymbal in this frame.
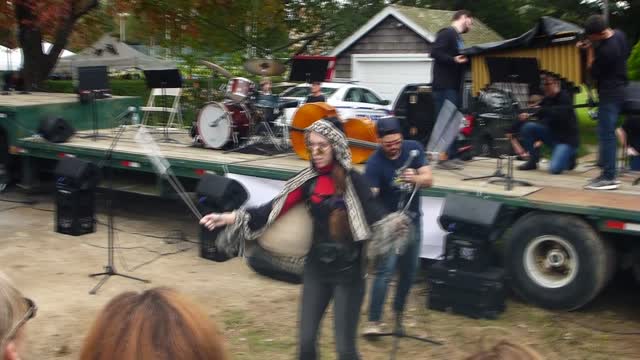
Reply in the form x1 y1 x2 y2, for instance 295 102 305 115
199 60 233 78
243 58 286 76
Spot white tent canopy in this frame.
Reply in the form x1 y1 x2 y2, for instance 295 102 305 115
0 42 75 71
53 35 176 75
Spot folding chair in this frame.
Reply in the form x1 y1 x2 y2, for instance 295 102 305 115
140 87 184 129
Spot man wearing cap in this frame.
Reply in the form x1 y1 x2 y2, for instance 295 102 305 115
362 116 433 336
578 14 630 190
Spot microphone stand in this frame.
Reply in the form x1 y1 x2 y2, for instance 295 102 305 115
89 109 150 295
365 171 443 359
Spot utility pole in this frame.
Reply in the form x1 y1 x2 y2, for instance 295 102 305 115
603 0 609 24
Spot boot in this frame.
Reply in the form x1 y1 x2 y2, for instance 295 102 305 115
517 159 538 171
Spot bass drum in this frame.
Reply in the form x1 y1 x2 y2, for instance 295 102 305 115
196 102 251 149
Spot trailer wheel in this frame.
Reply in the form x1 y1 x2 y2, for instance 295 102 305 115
505 212 612 310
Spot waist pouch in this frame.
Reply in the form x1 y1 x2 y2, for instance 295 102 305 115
309 242 360 272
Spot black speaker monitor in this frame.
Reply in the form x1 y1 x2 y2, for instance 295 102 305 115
78 66 109 91
289 56 335 83
38 116 75 143
196 173 248 213
438 194 504 237
54 157 100 190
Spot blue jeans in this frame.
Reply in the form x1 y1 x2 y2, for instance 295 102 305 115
630 156 640 171
433 89 460 158
367 223 421 322
520 122 576 174
598 98 625 180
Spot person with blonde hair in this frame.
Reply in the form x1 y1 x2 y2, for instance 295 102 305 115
79 287 229 360
465 340 544 360
0 271 36 360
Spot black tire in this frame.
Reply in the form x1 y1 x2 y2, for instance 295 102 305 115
0 130 8 191
504 212 612 310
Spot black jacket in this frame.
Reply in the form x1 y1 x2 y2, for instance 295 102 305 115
432 27 465 91
537 90 579 148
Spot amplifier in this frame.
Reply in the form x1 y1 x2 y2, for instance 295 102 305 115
427 261 506 319
55 187 95 236
438 194 505 238
444 233 491 272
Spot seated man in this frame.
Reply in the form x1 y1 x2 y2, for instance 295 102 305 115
518 74 579 174
506 94 543 160
616 115 640 170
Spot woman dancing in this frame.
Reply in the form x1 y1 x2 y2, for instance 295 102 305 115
201 117 410 360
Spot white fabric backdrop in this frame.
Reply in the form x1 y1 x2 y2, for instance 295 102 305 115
225 173 446 259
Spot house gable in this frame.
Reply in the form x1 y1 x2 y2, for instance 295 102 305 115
333 15 431 79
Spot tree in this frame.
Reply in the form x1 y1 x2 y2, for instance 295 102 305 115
0 1 102 89
629 40 640 81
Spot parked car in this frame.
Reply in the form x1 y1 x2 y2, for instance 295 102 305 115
275 82 392 126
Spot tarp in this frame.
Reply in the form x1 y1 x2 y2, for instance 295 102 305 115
0 42 75 71
53 35 176 75
462 17 583 56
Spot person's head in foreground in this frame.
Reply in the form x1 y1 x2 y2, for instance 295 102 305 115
79 287 228 360
0 271 36 360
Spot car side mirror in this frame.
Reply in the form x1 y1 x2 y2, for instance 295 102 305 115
380 99 390 105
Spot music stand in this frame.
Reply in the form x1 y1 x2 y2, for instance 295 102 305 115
78 66 110 141
288 56 331 83
463 57 536 190
143 69 183 143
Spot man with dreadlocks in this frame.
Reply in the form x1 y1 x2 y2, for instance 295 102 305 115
200 117 411 360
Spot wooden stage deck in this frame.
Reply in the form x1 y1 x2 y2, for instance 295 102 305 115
17 127 640 218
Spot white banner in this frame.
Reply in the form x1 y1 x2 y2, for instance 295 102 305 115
225 173 445 259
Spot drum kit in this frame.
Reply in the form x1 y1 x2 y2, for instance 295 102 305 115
193 59 294 151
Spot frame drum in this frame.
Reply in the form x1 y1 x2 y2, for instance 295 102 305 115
258 203 312 258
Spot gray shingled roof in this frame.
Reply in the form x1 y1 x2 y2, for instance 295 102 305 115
392 5 504 46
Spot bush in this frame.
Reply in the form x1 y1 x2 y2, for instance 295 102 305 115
629 39 640 81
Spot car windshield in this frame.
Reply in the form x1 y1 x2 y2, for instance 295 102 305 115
280 86 339 98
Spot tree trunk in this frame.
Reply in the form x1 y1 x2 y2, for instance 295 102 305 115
14 0 99 90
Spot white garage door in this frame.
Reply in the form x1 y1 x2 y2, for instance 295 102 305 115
351 54 432 101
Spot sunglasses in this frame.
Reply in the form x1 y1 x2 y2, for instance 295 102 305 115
1 298 37 347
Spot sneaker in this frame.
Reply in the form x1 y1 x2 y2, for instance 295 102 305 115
436 160 463 170
362 321 385 337
587 176 621 185
584 178 620 190
517 160 538 171
450 158 466 166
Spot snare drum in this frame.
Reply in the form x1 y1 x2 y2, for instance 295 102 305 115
196 102 251 149
226 77 254 102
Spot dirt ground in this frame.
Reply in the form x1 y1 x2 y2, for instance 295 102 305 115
1 189 639 360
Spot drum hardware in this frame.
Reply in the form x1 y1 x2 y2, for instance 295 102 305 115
243 58 286 76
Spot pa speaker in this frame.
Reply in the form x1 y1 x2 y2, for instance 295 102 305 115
196 173 248 212
54 157 99 190
438 194 504 238
38 116 75 143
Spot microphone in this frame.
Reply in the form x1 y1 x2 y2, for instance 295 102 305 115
394 149 419 190
399 149 419 173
